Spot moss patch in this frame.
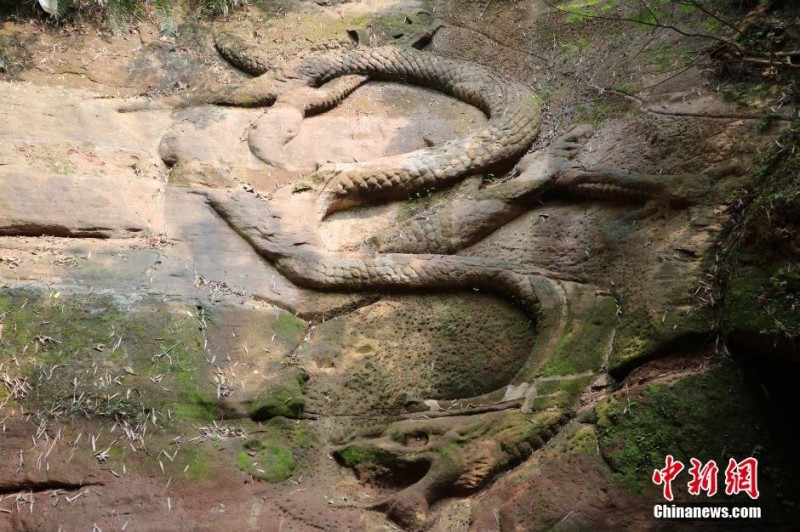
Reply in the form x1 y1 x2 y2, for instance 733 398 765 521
492 411 564 467
563 424 599 456
534 375 593 409
610 301 710 373
594 359 798 511
237 445 295 482
724 266 777 334
717 127 800 357
334 440 431 488
335 443 397 469
536 296 617 377
250 369 307 420
0 289 217 425
179 446 213 481
236 417 317 482
273 311 307 343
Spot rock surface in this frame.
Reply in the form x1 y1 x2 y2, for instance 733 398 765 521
1 0 798 530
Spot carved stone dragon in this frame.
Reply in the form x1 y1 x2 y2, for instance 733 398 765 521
120 34 709 528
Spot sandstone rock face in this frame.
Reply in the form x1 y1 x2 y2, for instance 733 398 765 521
0 173 165 238
0 0 797 529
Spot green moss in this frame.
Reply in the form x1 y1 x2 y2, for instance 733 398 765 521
536 296 617 377
532 375 593 409
495 411 562 443
722 264 800 352
717 128 800 350
273 311 307 343
561 37 591 56
490 410 564 468
129 306 217 422
526 395 560 411
723 266 775 333
355 343 375 354
238 445 296 482
335 443 396 468
0 290 216 424
0 291 128 372
558 0 618 23
333 419 391 445
644 46 692 73
564 425 598 455
435 443 465 475
250 392 304 420
334 293 535 404
168 394 217 422
236 450 252 471
426 298 534 397
250 369 306 420
595 360 769 496
610 299 711 372
237 417 317 482
536 375 592 396
612 302 675 370
180 447 212 481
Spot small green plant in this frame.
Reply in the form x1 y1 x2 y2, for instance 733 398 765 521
561 36 591 55
645 46 693 73
25 0 246 35
557 0 619 23
408 187 436 201
481 173 499 186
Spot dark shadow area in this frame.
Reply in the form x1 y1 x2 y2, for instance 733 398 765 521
727 351 800 526
0 1 43 19
334 449 431 491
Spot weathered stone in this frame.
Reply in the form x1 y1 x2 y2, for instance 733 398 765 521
0 173 165 238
